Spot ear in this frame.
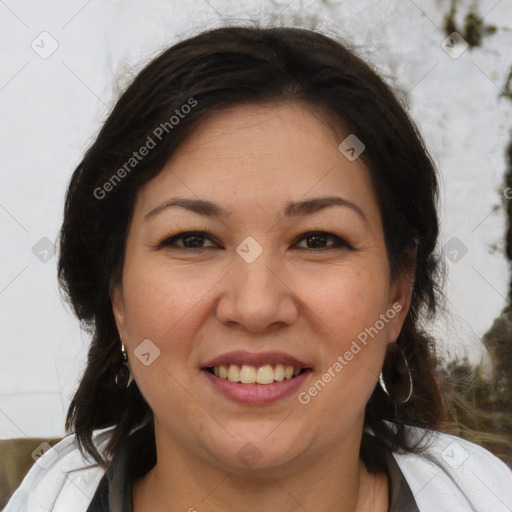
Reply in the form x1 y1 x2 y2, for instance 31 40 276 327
110 282 127 341
387 244 417 342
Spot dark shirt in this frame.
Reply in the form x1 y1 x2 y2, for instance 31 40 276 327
86 422 420 512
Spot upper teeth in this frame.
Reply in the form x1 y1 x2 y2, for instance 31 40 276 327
212 364 301 384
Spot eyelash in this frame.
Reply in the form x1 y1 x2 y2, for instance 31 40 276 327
155 231 353 251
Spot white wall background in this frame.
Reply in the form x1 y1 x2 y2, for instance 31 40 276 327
1 0 511 439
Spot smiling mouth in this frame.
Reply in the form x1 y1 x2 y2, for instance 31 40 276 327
206 364 307 385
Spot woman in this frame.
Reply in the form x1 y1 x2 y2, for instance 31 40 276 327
5 26 512 512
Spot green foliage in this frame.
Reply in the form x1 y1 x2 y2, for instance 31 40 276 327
463 11 483 47
440 309 512 467
443 0 497 48
443 1 457 36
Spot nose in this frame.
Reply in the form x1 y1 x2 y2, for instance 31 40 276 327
215 246 299 332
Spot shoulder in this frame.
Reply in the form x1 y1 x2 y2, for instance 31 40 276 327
392 426 512 511
3 429 112 512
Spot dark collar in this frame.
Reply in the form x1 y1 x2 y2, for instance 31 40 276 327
86 422 419 512
86 422 156 512
385 447 421 511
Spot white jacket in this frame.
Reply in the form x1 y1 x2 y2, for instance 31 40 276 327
4 426 512 512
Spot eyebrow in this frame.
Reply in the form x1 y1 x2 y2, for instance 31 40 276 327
144 196 368 225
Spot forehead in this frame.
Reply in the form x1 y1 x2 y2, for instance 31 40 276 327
133 101 379 223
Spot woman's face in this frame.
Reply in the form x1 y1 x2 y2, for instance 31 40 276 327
112 102 411 471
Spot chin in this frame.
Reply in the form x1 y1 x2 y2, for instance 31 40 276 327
205 425 310 472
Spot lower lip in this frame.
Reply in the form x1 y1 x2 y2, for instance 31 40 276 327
202 369 311 405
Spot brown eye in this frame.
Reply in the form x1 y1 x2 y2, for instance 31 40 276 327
294 232 352 250
157 232 219 249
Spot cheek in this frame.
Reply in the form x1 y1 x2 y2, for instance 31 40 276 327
119 262 210 420
296 260 392 338
121 261 212 340
296 261 392 401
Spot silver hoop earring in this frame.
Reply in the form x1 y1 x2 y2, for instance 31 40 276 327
115 342 133 390
379 343 412 404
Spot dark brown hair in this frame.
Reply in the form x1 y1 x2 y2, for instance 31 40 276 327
58 25 446 468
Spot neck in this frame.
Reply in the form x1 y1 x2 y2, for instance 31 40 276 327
133 420 388 512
